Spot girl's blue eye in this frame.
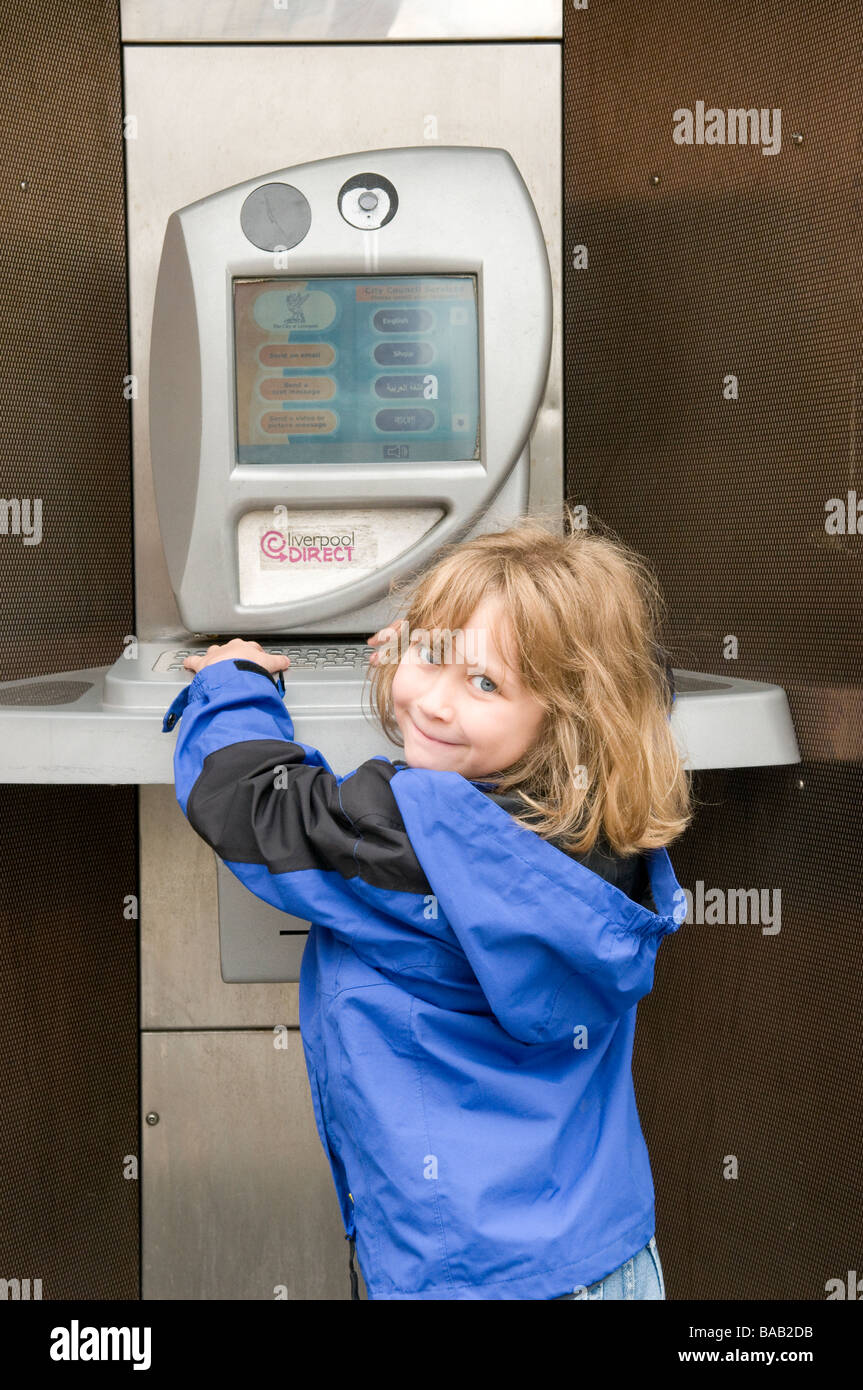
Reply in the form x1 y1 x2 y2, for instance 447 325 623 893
417 643 497 693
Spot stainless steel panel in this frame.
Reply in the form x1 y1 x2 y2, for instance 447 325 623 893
142 1030 359 1298
217 860 309 984
130 35 560 1305
121 0 561 42
123 43 561 639
141 785 302 1027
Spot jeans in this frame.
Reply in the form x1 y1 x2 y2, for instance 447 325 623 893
552 1236 666 1300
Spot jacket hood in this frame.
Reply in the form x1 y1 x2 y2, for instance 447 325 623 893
389 766 686 1045
392 761 658 909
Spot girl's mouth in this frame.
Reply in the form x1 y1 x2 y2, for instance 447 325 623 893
412 718 461 747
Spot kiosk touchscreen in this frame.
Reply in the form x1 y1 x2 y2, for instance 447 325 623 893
233 274 481 467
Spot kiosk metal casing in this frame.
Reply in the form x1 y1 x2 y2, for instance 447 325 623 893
149 147 552 634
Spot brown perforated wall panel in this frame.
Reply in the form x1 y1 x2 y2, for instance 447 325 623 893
0 2 138 1297
564 3 862 1298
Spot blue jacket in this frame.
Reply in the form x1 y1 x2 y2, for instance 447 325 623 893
162 657 687 1300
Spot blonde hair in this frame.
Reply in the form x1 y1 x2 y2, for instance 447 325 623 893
364 504 694 857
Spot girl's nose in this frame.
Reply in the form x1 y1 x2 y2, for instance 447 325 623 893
417 697 455 723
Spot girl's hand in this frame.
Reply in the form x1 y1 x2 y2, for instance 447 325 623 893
183 638 291 678
366 626 399 666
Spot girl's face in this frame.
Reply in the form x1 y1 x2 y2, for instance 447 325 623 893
391 595 547 780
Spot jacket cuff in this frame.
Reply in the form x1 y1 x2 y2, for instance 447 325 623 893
231 658 280 686
194 657 282 690
162 656 284 733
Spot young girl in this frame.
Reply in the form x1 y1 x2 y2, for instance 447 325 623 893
162 506 692 1301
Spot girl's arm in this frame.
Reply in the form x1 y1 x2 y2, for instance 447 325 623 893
162 659 432 929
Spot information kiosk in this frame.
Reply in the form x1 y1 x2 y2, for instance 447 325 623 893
0 146 799 806
148 147 547 636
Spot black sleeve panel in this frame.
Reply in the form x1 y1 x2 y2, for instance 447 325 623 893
185 739 431 894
